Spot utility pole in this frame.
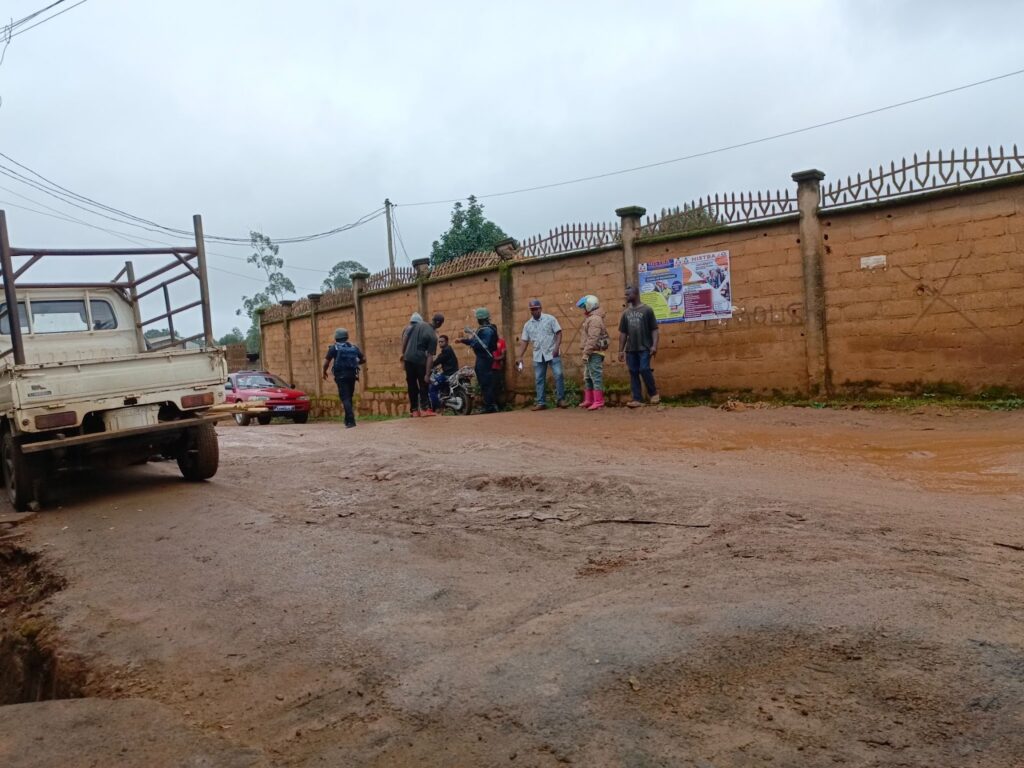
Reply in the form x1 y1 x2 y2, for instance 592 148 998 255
384 198 396 280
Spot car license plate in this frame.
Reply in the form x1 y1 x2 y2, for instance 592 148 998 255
276 405 295 411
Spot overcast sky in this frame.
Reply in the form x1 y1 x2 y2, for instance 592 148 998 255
2 0 1022 338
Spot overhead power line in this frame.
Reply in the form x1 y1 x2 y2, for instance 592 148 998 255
9 0 90 39
0 152 385 245
4 1 67 34
395 65 1024 208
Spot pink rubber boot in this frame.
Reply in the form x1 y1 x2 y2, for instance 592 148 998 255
579 388 594 408
587 390 605 410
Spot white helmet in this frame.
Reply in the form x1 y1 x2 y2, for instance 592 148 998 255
576 295 599 312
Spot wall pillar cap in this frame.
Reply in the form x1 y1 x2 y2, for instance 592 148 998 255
279 299 295 308
494 237 520 261
791 169 826 183
615 205 647 218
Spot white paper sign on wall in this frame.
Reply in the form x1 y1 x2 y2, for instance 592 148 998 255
860 255 887 270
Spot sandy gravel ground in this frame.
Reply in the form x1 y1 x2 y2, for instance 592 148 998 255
1 405 1023 767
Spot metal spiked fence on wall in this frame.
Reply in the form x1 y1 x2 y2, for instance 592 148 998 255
819 145 1024 210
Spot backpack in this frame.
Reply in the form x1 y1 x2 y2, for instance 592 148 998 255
332 342 360 378
595 328 610 351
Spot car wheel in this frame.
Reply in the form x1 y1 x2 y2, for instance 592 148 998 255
256 414 273 426
177 423 219 481
233 412 251 427
293 412 309 424
2 431 39 511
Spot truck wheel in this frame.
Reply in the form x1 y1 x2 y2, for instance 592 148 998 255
233 412 251 427
177 423 219 481
293 412 309 424
2 432 38 511
256 414 272 426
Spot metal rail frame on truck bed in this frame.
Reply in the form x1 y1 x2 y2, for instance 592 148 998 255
0 210 215 362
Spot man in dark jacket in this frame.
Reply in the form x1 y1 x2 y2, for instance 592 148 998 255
428 334 459 411
322 328 365 428
458 307 498 414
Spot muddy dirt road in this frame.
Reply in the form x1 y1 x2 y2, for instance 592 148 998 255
2 406 1023 767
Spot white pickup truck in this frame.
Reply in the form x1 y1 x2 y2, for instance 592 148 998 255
0 211 228 510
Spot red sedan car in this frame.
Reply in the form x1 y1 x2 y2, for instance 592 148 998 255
225 371 311 425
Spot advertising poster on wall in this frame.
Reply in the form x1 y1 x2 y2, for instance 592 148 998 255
639 250 732 324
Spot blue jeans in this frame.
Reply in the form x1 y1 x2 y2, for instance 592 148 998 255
533 358 565 405
625 350 657 402
428 372 446 411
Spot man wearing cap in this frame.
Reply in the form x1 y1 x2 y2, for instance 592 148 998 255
515 298 566 410
322 328 366 429
458 307 499 414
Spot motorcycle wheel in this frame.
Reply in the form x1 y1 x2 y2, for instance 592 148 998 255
447 389 473 415
456 391 473 415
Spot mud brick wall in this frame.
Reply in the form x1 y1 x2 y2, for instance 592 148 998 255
261 178 1024 406
312 306 356 396
424 271 503 339
261 321 286 379
224 343 249 373
823 184 1024 390
360 287 419 389
510 248 627 387
637 220 807 394
288 315 314 390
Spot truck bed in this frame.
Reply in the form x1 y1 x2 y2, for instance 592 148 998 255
2 348 226 433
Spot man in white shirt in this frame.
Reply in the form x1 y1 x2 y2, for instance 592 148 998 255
515 298 567 410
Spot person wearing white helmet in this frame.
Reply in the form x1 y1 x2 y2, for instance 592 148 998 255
577 294 610 411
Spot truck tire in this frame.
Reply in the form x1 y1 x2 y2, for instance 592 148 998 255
177 423 219 481
2 431 38 511
233 412 251 427
256 414 272 426
293 412 309 424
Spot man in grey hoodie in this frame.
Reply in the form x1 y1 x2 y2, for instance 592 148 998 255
401 312 444 417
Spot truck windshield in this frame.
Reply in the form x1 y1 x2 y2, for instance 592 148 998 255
0 302 29 335
0 300 117 334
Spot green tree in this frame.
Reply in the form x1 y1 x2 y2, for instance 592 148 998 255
245 324 261 355
217 327 245 346
236 231 295 354
429 195 508 266
322 260 367 292
143 327 171 340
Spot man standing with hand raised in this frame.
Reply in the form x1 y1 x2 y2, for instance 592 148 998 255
515 298 566 411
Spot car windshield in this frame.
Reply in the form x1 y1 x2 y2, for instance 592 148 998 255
237 374 290 389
